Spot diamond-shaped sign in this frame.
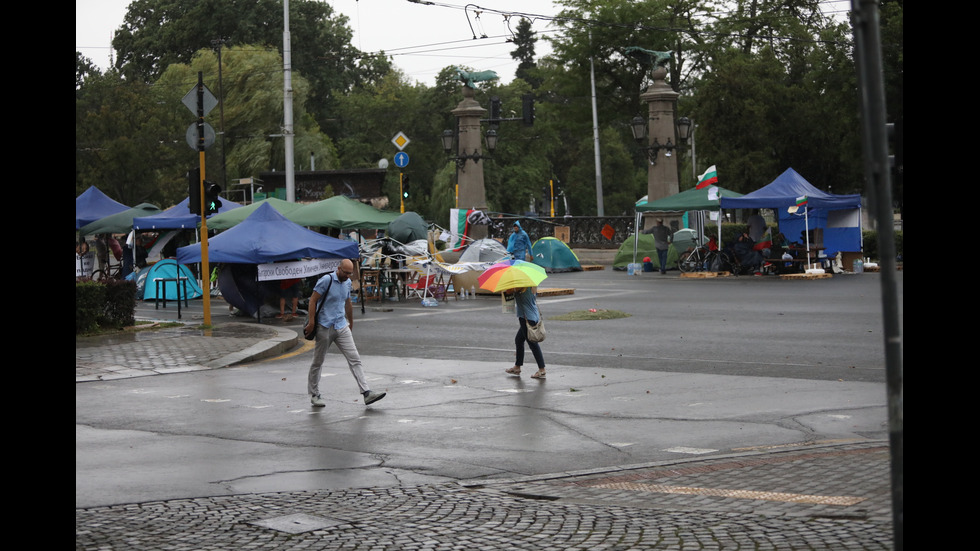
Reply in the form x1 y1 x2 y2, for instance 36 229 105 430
391 131 410 151
183 84 218 117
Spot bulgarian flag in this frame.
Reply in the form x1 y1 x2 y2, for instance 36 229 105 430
696 165 718 189
795 195 808 206
753 227 773 251
449 208 469 251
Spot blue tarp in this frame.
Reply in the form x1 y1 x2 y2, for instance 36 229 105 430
719 168 862 255
133 197 243 230
176 202 359 265
135 259 205 301
76 186 129 229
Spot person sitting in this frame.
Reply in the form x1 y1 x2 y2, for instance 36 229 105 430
733 232 764 275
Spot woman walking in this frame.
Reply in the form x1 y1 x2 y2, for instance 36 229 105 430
504 287 546 379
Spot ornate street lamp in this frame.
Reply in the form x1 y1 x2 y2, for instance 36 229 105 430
442 127 498 170
631 115 675 164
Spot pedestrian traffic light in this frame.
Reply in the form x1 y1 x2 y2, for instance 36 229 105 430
187 167 202 215
204 181 222 215
402 174 410 199
522 93 535 127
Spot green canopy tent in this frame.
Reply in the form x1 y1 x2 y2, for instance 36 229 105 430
287 196 400 230
78 203 161 236
633 185 745 266
206 198 304 231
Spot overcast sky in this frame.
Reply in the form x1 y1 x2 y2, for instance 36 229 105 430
75 0 562 86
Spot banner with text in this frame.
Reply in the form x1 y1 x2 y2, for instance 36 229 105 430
257 258 341 282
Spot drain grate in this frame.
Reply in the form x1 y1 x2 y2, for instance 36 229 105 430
250 513 350 534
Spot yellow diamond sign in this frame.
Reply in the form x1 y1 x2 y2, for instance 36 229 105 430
391 131 410 151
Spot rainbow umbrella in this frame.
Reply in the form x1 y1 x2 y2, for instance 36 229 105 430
478 259 548 292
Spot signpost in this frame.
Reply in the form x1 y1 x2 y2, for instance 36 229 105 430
185 73 218 325
393 132 410 213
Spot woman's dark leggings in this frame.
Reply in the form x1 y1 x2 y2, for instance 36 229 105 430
515 317 545 369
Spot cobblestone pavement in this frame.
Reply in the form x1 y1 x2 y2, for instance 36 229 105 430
76 442 893 550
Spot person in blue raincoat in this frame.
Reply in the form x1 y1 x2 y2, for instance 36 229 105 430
507 221 532 261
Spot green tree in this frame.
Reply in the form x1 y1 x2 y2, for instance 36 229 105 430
111 0 390 132
510 18 542 89
154 44 338 197
75 68 181 206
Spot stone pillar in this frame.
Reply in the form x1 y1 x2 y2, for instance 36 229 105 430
452 86 488 240
640 66 680 230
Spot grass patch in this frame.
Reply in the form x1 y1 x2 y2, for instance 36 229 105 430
549 309 631 321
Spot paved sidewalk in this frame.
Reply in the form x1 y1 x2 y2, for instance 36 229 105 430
76 292 897 550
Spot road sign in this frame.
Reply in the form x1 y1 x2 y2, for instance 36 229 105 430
182 84 218 117
391 131 410 150
186 122 216 150
394 151 410 168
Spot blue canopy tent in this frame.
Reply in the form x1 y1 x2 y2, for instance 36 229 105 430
176 203 359 317
132 197 243 230
719 168 862 256
76 186 129 229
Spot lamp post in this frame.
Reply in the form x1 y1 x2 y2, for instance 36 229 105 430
635 64 681 232
675 116 696 181
441 128 497 170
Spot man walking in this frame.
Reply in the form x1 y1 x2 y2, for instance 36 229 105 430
304 259 386 407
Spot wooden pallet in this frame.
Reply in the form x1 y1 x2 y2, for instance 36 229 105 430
580 264 605 271
779 272 833 280
680 271 731 278
537 287 575 296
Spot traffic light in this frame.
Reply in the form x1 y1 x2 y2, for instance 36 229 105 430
402 174 410 199
522 93 535 127
204 181 222 215
489 96 501 125
187 167 201 215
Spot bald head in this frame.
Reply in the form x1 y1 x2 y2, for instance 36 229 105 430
337 259 354 281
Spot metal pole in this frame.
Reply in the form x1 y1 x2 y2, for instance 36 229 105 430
590 40 604 217
851 1 902 548
283 0 295 202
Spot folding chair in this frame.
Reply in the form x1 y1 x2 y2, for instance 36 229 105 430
406 273 437 300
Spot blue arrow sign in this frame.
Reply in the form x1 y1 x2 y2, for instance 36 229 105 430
394 151 410 168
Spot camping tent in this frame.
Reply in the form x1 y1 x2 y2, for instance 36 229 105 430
531 237 582 272
387 211 428 243
135 259 204 301
612 233 681 271
76 186 129 229
719 168 862 255
79 203 161 236
176 202 359 265
132 197 242 230
205 198 304 231
287 196 400 229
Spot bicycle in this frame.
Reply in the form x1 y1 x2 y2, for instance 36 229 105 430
91 259 124 282
677 243 739 274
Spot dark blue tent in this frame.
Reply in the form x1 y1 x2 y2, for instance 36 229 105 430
176 201 359 265
133 197 243 230
76 186 129 229
719 168 861 211
719 168 862 255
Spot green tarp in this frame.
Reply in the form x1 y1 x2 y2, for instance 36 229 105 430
206 198 304 231
287 196 400 230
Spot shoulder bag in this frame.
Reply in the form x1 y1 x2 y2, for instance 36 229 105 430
526 318 546 343
304 278 333 340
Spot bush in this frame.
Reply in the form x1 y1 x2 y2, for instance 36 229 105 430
76 281 106 334
75 279 137 334
862 230 903 262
